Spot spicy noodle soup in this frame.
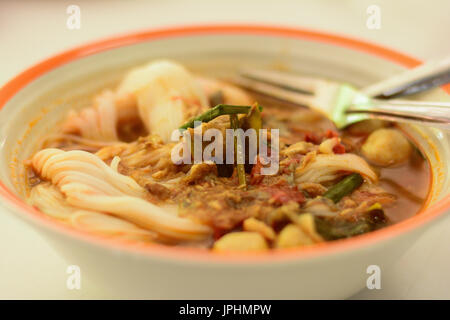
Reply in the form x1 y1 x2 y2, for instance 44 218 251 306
24 60 430 252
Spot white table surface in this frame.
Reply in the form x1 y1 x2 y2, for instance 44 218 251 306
0 0 449 299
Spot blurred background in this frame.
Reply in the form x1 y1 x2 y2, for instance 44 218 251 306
1 0 449 299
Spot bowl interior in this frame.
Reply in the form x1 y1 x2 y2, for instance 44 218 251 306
0 29 449 256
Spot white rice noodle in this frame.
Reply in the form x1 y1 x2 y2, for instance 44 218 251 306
33 149 145 197
31 148 211 241
29 182 157 242
69 210 157 242
109 156 121 172
28 182 76 220
67 194 211 241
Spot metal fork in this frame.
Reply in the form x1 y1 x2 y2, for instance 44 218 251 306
233 59 450 130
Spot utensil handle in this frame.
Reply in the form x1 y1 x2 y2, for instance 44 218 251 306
346 100 450 130
362 56 450 98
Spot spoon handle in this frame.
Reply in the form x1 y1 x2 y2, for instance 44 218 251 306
346 99 450 130
362 56 450 98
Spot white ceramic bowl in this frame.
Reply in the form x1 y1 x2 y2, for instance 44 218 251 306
0 25 449 299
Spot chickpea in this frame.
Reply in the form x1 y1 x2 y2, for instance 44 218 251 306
213 232 268 252
361 128 412 167
276 224 314 248
243 218 276 240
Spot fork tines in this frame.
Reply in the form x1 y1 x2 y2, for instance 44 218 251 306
233 68 331 108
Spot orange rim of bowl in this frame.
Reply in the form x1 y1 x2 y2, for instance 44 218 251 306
0 24 449 263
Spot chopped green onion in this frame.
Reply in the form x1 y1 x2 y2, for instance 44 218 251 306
314 217 372 240
179 104 251 130
315 203 388 240
323 173 363 203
